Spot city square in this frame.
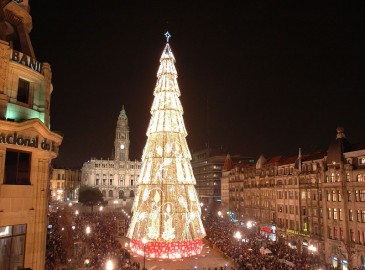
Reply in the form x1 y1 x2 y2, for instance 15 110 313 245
1 1 364 270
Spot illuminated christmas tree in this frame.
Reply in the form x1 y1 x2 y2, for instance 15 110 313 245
127 32 206 259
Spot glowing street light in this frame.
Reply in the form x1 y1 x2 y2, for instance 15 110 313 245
246 221 253 229
234 231 242 241
85 226 91 235
75 210 79 216
142 237 148 270
99 206 103 212
218 211 222 218
106 259 114 270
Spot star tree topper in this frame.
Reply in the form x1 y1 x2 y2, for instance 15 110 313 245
165 31 171 43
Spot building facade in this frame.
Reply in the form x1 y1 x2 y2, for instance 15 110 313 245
0 1 63 269
81 107 141 203
50 168 81 203
224 127 365 269
192 147 252 207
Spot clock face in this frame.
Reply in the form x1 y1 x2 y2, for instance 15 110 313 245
120 144 125 150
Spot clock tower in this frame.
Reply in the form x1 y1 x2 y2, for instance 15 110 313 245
114 106 130 161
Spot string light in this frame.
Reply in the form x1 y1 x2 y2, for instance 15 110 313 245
127 38 205 259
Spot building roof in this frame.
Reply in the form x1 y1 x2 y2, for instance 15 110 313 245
327 127 352 165
223 153 233 171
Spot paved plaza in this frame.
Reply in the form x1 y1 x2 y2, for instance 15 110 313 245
119 238 236 270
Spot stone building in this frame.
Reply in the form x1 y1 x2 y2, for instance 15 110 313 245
224 127 365 269
192 147 251 207
50 168 81 203
81 107 141 203
0 1 63 269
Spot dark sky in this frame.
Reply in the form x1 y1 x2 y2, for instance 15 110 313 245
28 1 364 168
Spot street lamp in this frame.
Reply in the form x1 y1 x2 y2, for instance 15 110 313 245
234 231 242 241
142 237 148 270
85 226 91 235
106 259 114 270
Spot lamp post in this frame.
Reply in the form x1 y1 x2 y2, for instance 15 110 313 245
234 231 242 250
142 237 148 270
106 259 113 270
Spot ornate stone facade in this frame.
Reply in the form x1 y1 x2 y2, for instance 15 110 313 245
0 2 63 268
81 107 141 203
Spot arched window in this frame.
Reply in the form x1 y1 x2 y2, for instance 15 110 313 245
119 190 124 199
130 190 135 197
102 190 106 197
109 190 113 197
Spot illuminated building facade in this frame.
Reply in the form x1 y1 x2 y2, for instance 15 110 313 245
0 1 63 269
50 168 81 202
81 107 141 202
225 127 365 269
127 35 206 259
192 148 252 207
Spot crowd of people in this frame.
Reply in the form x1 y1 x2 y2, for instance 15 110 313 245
203 214 339 270
46 204 357 270
45 205 140 270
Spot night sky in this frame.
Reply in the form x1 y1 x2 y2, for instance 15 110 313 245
28 1 364 168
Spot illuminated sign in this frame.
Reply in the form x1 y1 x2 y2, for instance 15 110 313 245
0 132 55 151
11 50 42 73
286 229 309 237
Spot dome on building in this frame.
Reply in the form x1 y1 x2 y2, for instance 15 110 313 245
327 127 352 165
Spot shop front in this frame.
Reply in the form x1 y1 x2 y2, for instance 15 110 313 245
260 224 277 241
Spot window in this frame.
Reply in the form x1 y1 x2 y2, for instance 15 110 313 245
109 179 113 185
328 208 332 219
332 190 337 201
0 224 27 269
346 173 351 182
357 174 365 182
362 210 365 223
108 190 113 197
331 172 335 182
350 229 355 242
349 209 353 221
357 210 361 222
333 208 338 220
327 191 331 201
348 191 352 202
359 157 365 165
17 78 30 104
339 209 343 221
355 190 365 202
4 149 31 185
338 190 342 202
